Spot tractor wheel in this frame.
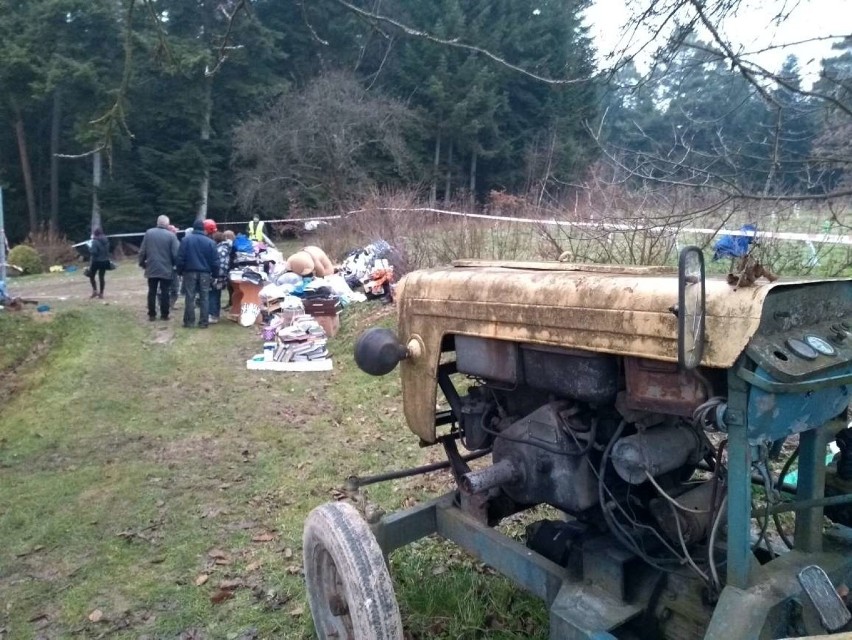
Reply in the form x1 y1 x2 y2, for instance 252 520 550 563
303 501 403 640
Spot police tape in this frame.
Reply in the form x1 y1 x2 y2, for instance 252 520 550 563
93 207 852 246
343 207 852 247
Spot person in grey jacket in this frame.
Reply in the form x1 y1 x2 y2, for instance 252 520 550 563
139 215 180 321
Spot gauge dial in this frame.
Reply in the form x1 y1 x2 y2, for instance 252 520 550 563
804 334 836 356
786 338 818 360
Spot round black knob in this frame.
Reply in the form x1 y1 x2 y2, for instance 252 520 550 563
354 328 409 376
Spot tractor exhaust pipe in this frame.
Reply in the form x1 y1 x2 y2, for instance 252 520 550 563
461 459 518 494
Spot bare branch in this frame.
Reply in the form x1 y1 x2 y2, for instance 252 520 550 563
686 0 777 106
206 0 251 78
300 0 330 47
141 0 175 65
331 0 592 85
55 146 107 160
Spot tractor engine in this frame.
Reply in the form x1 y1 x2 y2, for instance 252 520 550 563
452 337 711 544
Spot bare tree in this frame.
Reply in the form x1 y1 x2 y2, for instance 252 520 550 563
232 71 416 215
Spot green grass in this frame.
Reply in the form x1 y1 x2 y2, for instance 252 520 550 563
0 296 547 639
7 215 842 638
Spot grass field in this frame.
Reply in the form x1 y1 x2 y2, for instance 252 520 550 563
2 213 847 639
0 267 547 639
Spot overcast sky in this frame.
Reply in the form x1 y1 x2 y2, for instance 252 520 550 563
583 0 851 85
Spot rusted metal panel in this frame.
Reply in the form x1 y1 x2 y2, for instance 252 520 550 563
397 264 846 443
453 259 678 275
624 357 708 417
455 335 519 383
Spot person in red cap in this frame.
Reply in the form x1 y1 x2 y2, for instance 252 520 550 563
203 218 218 236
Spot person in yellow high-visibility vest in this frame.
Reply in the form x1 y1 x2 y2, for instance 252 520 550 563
247 214 274 245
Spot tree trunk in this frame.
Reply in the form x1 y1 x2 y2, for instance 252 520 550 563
444 141 453 203
197 75 212 221
469 149 477 198
537 129 557 207
430 132 441 207
12 105 37 235
91 150 102 232
50 90 61 233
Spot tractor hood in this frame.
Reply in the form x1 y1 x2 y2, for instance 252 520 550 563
395 260 849 443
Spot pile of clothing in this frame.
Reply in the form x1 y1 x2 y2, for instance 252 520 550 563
252 246 367 335
339 240 396 303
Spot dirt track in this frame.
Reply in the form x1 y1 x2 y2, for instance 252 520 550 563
8 263 153 311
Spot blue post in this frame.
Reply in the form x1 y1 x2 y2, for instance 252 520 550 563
726 366 753 589
795 428 826 552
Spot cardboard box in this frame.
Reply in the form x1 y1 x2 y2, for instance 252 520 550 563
314 313 340 338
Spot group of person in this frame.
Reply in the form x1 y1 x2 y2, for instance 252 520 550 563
85 213 271 326
138 215 239 328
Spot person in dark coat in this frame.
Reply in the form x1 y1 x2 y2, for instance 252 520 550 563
167 225 182 309
176 218 220 328
139 215 180 321
88 228 111 299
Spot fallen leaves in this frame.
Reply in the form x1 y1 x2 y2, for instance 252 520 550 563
116 519 164 543
218 579 243 590
251 532 275 543
194 574 209 586
87 609 104 623
210 589 234 605
208 577 245 605
207 549 231 566
199 506 225 520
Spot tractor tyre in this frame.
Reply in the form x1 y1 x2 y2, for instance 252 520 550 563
303 501 403 640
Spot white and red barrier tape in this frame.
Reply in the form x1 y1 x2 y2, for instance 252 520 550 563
91 207 852 246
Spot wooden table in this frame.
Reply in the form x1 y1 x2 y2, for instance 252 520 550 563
228 279 264 325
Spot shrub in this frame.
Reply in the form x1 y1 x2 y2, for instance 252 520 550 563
27 226 78 266
8 244 44 275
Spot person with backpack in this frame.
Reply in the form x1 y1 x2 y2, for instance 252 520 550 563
208 230 235 324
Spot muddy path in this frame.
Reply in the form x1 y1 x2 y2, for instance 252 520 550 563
8 264 148 308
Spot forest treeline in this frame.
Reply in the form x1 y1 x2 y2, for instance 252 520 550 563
0 0 849 244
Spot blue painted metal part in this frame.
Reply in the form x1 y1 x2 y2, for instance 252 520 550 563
746 366 851 444
372 493 641 639
795 428 828 553
726 367 754 589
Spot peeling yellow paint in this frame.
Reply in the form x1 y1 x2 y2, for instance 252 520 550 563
395 261 840 443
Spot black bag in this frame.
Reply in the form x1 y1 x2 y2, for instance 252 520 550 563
106 260 117 271
84 266 91 278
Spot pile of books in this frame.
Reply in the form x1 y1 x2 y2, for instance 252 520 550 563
273 315 330 363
